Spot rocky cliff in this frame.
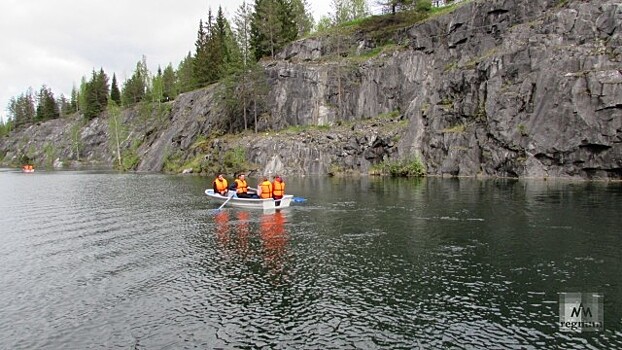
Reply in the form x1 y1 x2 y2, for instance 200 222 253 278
1 0 621 179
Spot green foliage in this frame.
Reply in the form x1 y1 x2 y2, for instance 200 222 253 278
84 68 109 119
251 0 297 60
0 118 14 136
291 0 314 36
192 135 212 150
370 157 426 177
282 124 331 133
442 124 466 133
194 7 238 87
234 1 255 67
161 64 178 101
67 86 78 115
57 93 71 117
110 74 121 105
70 119 85 161
119 140 142 171
180 154 209 173
220 60 270 133
176 52 196 94
333 0 369 25
107 100 127 169
7 89 35 128
149 68 165 103
439 97 454 107
517 124 528 136
223 147 247 169
163 148 184 173
43 143 57 167
328 163 344 176
314 16 333 32
378 110 401 119
356 46 383 59
20 153 33 166
357 10 428 45
415 0 432 12
35 85 60 121
122 58 148 106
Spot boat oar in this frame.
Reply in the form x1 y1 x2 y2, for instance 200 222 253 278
216 192 234 211
292 197 307 203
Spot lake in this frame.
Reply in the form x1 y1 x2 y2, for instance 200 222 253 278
0 169 620 349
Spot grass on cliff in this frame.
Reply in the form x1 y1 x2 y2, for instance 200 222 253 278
370 157 426 177
312 0 469 46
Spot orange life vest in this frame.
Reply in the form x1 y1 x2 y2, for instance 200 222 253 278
259 180 272 199
272 180 285 198
235 179 248 194
214 178 228 194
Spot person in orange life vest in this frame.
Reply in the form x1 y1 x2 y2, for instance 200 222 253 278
257 176 273 199
213 174 229 196
231 173 253 198
272 175 285 200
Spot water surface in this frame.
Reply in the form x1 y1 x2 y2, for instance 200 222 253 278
0 169 620 349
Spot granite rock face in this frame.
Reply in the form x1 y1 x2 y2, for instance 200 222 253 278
1 0 620 179
265 0 622 178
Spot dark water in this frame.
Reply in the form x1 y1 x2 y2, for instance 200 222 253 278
0 169 620 349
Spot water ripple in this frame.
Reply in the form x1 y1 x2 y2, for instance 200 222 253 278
0 173 620 349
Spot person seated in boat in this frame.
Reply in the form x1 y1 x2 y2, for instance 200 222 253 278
272 175 285 200
212 174 229 196
257 176 273 199
231 173 254 198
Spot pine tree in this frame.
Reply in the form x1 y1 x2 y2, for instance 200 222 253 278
69 85 79 114
204 7 226 83
110 73 121 105
122 59 148 106
331 0 369 24
7 89 36 128
177 53 195 93
35 85 59 121
277 0 297 43
193 16 213 87
234 1 254 67
290 0 314 36
231 1 255 131
84 69 109 119
162 63 177 101
78 77 88 114
251 0 300 59
150 66 164 103
251 0 282 59
57 93 70 117
176 52 196 94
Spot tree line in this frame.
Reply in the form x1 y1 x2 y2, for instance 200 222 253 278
2 0 440 134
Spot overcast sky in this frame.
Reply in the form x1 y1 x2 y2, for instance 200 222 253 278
0 0 338 122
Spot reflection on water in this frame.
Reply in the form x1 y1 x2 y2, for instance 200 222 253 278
260 211 288 276
0 170 620 349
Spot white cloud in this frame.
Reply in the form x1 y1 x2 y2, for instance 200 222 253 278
0 0 334 122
